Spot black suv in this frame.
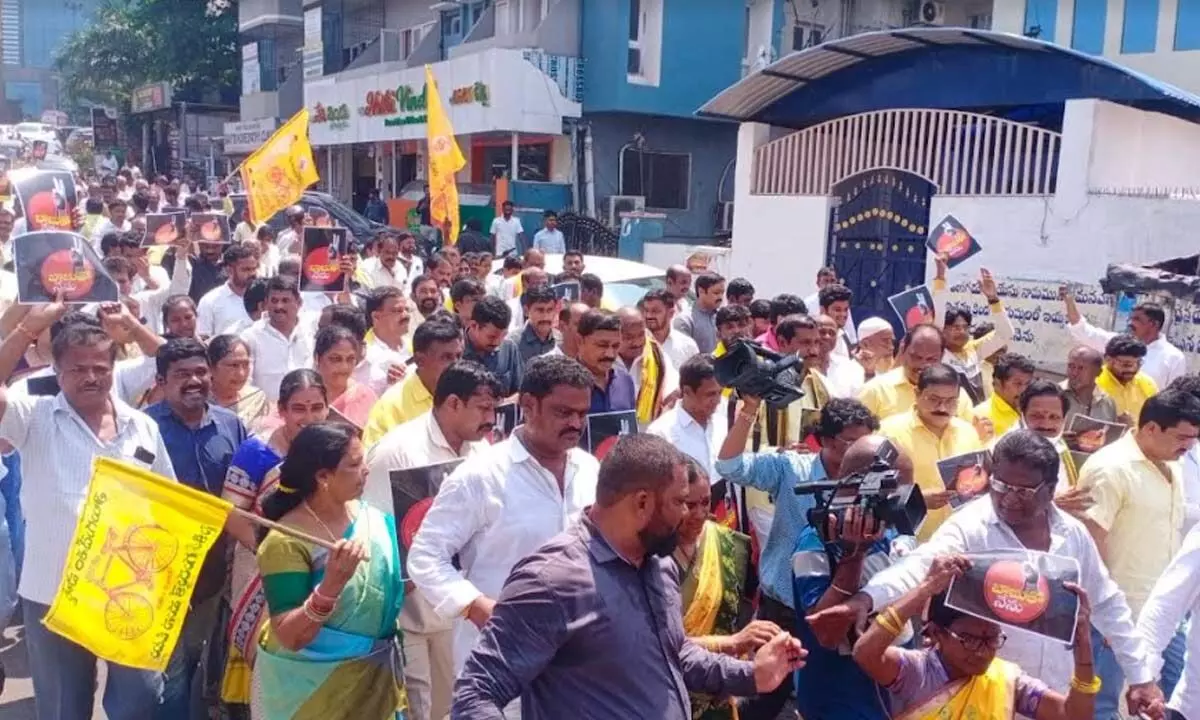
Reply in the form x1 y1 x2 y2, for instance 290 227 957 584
230 190 397 248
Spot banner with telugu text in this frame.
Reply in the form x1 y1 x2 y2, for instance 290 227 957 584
240 109 320 226
43 457 232 671
425 65 465 245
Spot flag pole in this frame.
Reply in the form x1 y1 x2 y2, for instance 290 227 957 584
231 506 338 550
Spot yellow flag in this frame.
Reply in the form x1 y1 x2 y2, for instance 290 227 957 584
43 457 232 671
425 65 465 245
240 109 320 226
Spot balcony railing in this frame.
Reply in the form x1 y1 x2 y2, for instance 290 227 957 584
752 108 1061 197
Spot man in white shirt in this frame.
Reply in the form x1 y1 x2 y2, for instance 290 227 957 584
639 288 700 370
809 430 1166 715
1139 522 1200 720
365 361 502 720
489 200 524 257
648 354 726 478
616 306 679 428
361 231 409 290
1063 290 1186 389
195 243 259 338
90 197 131 248
408 355 599 695
355 285 412 396
802 265 838 323
665 265 693 317
274 204 305 256
530 210 565 254
0 309 176 720
239 275 314 402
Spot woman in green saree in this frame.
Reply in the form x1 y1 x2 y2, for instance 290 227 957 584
674 461 782 720
253 421 408 720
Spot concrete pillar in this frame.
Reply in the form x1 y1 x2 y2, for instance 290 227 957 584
1053 99 1097 219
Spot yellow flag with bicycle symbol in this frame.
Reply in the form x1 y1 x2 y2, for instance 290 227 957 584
43 457 233 671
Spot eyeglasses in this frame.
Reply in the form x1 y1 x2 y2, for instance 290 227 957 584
945 628 1007 652
989 477 1047 500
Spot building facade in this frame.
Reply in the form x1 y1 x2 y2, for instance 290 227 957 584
0 0 102 119
234 0 757 244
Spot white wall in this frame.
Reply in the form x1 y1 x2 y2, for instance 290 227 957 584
728 193 830 298
1087 100 1200 191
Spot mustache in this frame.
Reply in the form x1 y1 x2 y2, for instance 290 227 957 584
931 411 950 417
559 427 581 437
477 423 494 434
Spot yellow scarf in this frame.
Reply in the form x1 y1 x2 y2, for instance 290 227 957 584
897 656 1019 720
1061 448 1079 487
713 341 733 399
513 274 524 298
682 522 723 637
984 393 1021 437
1096 366 1158 419
636 337 666 425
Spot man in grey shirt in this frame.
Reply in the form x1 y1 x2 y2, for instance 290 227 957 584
1061 345 1120 425
451 434 806 719
674 272 725 355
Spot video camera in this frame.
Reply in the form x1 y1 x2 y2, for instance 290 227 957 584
712 340 804 407
795 440 926 541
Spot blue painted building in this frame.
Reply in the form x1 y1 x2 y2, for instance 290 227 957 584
0 0 102 119
579 0 748 243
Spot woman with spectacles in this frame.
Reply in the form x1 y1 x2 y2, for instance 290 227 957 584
851 554 1096 720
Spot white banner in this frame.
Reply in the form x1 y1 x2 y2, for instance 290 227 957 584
223 118 277 155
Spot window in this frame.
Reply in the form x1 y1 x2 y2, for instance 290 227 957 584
968 12 992 30
792 22 825 51
628 0 643 76
620 148 690 210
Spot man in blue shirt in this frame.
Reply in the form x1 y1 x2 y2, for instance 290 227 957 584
531 210 566 253
791 434 917 720
572 309 635 413
714 396 879 720
144 337 247 720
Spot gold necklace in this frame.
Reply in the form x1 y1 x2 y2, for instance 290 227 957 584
304 501 341 542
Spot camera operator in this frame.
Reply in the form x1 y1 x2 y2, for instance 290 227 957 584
792 435 918 720
715 397 880 720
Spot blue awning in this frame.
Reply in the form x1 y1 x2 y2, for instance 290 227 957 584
698 27 1200 130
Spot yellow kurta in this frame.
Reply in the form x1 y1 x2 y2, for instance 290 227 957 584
879 409 983 541
1095 367 1158 421
859 367 974 424
1079 433 1184 616
362 372 434 447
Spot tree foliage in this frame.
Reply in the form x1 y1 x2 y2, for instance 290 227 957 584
55 0 239 112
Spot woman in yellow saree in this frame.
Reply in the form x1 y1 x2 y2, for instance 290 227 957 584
674 461 780 720
254 421 407 720
851 555 1096 720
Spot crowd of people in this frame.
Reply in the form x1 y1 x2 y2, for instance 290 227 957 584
0 165 1197 720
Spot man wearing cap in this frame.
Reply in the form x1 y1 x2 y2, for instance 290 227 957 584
276 205 306 257
854 317 896 381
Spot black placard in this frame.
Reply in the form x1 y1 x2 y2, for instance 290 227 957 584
945 549 1081 645
937 449 992 508
888 284 936 331
583 410 638 458
141 212 187 247
191 212 231 245
12 169 77 231
300 226 349 292
926 215 981 269
390 459 465 571
13 231 117 304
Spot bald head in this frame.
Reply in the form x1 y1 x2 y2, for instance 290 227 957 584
523 248 545 268
838 435 915 487
1066 344 1104 391
1069 345 1103 368
521 267 549 289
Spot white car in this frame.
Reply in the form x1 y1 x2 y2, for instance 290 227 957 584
491 253 666 307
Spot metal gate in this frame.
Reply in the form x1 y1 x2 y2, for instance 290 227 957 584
827 169 934 335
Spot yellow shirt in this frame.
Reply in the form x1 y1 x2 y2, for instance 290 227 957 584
1095 367 1157 420
363 372 434 447
879 409 982 541
1079 432 1184 616
974 393 1020 438
859 367 974 423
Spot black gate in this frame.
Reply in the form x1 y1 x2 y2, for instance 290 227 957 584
827 170 934 336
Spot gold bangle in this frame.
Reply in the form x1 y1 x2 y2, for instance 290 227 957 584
882 607 905 631
875 614 902 636
1069 675 1101 694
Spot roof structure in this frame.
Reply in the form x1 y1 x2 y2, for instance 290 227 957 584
698 27 1200 131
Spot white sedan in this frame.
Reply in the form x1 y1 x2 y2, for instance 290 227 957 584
492 253 667 307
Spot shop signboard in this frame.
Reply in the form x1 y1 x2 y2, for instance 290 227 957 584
223 118 278 155
131 82 173 114
303 48 581 147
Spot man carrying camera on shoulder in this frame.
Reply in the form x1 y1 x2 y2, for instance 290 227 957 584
714 396 881 719
791 435 920 720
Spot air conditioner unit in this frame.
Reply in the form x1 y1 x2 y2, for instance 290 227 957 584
717 201 734 233
607 195 645 227
919 1 946 25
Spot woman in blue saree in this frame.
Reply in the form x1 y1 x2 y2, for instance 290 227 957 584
253 421 407 719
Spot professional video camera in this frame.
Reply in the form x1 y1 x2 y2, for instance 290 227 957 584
712 339 804 407
795 440 926 541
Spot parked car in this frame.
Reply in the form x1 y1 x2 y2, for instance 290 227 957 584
230 190 396 248
492 253 667 307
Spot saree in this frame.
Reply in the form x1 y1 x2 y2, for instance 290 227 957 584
679 521 751 720
219 436 285 705
254 502 407 720
895 657 1020 720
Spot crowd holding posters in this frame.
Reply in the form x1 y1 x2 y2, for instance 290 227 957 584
12 168 77 231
